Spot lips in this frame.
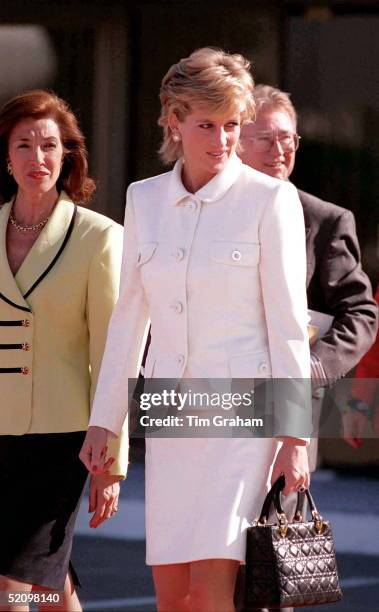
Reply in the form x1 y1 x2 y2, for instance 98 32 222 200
28 170 50 178
207 151 227 158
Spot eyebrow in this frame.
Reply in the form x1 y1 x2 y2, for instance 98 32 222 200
255 129 292 135
14 135 59 141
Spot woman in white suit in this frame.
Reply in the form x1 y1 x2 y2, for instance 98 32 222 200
81 48 311 612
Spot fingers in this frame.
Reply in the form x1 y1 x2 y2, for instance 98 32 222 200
274 445 309 495
89 495 119 528
88 476 121 528
89 477 97 513
79 427 110 474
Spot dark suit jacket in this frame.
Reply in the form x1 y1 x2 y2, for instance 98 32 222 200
299 189 378 381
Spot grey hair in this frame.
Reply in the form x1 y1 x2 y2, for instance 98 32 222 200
252 84 297 128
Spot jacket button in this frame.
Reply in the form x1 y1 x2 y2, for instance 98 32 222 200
173 247 185 261
177 354 185 366
259 363 268 374
171 300 183 314
21 367 30 375
22 319 31 327
232 250 242 262
22 343 30 351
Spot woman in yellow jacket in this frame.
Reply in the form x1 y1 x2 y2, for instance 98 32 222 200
0 90 127 611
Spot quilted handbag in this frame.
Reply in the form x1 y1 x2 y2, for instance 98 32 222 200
244 475 342 609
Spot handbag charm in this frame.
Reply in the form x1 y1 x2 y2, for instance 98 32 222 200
244 475 342 608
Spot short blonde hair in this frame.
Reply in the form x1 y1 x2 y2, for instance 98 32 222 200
253 84 297 129
158 47 255 164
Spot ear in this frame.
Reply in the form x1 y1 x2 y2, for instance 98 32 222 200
168 111 181 134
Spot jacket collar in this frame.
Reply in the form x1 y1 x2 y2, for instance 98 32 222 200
168 153 243 206
0 191 75 308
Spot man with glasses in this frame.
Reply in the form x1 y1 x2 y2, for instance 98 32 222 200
237 85 377 611
240 84 377 408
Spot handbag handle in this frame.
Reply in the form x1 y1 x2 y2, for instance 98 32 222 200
257 475 324 534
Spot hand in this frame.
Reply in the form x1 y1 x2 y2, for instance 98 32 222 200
89 473 121 528
271 438 310 495
79 426 115 474
342 410 367 449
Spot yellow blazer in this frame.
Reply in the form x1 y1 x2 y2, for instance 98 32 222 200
0 191 128 476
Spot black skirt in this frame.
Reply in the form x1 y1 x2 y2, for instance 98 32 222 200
0 431 88 590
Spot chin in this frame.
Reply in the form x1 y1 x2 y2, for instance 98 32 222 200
266 167 287 180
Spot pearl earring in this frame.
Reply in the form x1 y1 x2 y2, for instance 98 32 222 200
7 161 12 175
172 132 181 143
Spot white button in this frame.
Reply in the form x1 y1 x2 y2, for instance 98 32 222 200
232 250 242 262
171 300 183 314
173 247 185 261
259 363 268 374
186 201 197 212
177 354 185 366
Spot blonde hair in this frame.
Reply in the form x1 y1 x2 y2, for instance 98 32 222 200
158 47 255 164
253 84 297 128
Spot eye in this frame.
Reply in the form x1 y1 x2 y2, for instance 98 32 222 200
199 123 212 129
44 142 57 149
17 143 29 149
225 122 239 128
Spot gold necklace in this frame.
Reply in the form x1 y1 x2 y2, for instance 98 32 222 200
9 209 50 233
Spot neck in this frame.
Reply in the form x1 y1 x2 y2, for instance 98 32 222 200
181 163 213 194
12 188 59 225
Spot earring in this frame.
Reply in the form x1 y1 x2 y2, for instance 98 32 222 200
172 132 181 143
7 161 12 176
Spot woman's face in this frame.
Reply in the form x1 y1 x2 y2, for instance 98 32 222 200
8 117 64 197
170 105 241 191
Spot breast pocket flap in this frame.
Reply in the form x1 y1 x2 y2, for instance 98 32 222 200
137 242 158 266
229 351 272 378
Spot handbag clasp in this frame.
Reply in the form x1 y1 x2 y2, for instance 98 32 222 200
312 510 325 534
276 512 288 538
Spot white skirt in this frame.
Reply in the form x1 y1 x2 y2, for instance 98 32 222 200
145 437 280 565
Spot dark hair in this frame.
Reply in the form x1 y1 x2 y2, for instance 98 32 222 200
0 89 95 204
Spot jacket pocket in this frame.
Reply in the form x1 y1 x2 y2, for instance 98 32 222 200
228 350 272 378
211 241 260 267
137 242 158 266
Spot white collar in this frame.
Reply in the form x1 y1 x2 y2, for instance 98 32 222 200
168 153 243 206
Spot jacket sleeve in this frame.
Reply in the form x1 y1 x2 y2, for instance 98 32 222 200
89 185 150 440
259 181 312 440
311 210 378 381
86 222 131 477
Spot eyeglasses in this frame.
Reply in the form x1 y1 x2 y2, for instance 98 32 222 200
240 131 301 153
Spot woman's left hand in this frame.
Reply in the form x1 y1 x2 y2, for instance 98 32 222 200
88 474 121 528
271 438 310 495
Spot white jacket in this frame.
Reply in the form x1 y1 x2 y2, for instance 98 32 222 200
89 154 311 436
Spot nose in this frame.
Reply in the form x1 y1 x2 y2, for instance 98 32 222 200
213 127 227 148
31 146 44 165
271 137 285 155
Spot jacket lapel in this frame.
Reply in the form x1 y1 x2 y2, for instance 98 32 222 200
0 200 31 310
0 192 75 310
14 192 75 297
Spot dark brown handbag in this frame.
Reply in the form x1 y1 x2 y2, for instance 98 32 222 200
244 475 342 609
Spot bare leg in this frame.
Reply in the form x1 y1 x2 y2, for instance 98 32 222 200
0 575 32 612
189 559 239 612
153 563 190 612
36 572 82 612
